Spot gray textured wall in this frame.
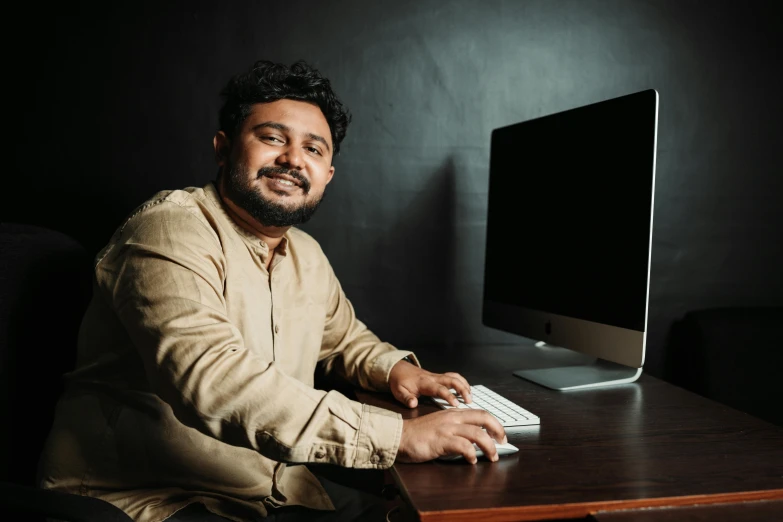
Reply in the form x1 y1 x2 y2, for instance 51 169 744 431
10 1 782 386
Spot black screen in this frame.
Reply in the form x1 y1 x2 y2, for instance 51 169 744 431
483 90 657 332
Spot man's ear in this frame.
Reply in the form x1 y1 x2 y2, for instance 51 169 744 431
213 131 231 167
326 165 335 185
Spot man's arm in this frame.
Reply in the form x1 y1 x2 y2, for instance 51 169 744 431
98 202 400 468
317 261 416 392
317 258 476 408
313 248 509 463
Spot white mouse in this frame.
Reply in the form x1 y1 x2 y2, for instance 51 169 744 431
437 441 519 461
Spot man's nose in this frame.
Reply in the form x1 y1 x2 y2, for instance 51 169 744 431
276 146 305 170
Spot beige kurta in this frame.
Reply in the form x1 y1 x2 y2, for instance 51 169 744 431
38 182 416 522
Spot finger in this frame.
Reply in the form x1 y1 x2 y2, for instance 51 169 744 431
432 384 460 407
440 375 472 404
453 424 498 462
451 410 508 444
443 437 479 465
394 385 419 409
443 372 472 400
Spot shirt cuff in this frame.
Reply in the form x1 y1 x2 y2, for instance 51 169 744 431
368 348 420 392
352 403 403 469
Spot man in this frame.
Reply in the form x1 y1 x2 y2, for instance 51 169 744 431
39 60 506 522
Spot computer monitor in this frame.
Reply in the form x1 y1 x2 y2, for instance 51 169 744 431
482 89 658 390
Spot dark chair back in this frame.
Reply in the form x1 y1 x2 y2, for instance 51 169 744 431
665 306 783 427
0 223 93 485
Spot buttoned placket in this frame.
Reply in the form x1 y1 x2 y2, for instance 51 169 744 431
268 268 277 361
265 244 287 361
252 241 279 362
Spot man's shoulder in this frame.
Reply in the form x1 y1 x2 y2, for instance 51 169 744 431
115 185 215 232
96 185 218 264
131 185 210 220
286 228 335 267
286 227 324 254
285 228 337 281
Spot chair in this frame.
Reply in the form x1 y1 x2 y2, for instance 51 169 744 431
0 222 132 521
665 306 783 427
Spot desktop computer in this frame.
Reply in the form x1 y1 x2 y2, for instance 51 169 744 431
482 89 659 390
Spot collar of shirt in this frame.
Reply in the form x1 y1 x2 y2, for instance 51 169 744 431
203 181 289 265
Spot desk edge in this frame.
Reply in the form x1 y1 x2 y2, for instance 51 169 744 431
409 487 783 522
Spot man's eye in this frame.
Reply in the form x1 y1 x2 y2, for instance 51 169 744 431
263 136 282 143
306 147 321 155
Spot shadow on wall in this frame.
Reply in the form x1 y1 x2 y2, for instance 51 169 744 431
663 306 783 427
355 156 460 353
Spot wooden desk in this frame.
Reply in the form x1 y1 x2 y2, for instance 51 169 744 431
356 344 783 521
591 499 783 521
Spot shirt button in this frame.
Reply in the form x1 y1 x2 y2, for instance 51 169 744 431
370 453 381 464
274 324 280 334
315 448 326 459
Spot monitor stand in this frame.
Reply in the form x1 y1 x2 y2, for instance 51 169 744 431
512 342 642 390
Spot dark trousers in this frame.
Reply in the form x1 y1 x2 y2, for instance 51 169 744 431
165 474 389 522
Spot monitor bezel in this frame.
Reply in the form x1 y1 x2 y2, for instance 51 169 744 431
481 89 659 370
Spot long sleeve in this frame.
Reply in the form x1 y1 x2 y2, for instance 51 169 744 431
96 200 401 469
317 261 420 392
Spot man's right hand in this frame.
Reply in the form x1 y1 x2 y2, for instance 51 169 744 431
396 409 507 464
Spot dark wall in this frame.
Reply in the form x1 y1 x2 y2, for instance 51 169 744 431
9 1 782 401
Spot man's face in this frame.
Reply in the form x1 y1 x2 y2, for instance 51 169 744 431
217 99 335 228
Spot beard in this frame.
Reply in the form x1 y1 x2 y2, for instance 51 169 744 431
224 161 326 227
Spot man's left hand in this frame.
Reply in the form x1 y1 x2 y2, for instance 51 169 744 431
388 360 472 409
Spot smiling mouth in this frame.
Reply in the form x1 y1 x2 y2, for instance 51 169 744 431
263 172 305 189
271 177 298 187
264 176 308 197
257 166 310 194
261 173 299 190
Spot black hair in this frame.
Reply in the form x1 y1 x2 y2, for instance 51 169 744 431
218 60 352 155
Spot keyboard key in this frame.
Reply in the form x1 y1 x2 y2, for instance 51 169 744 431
432 385 540 427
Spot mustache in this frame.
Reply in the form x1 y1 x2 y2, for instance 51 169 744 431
258 166 310 193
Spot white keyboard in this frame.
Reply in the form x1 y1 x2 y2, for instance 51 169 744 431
432 384 540 427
